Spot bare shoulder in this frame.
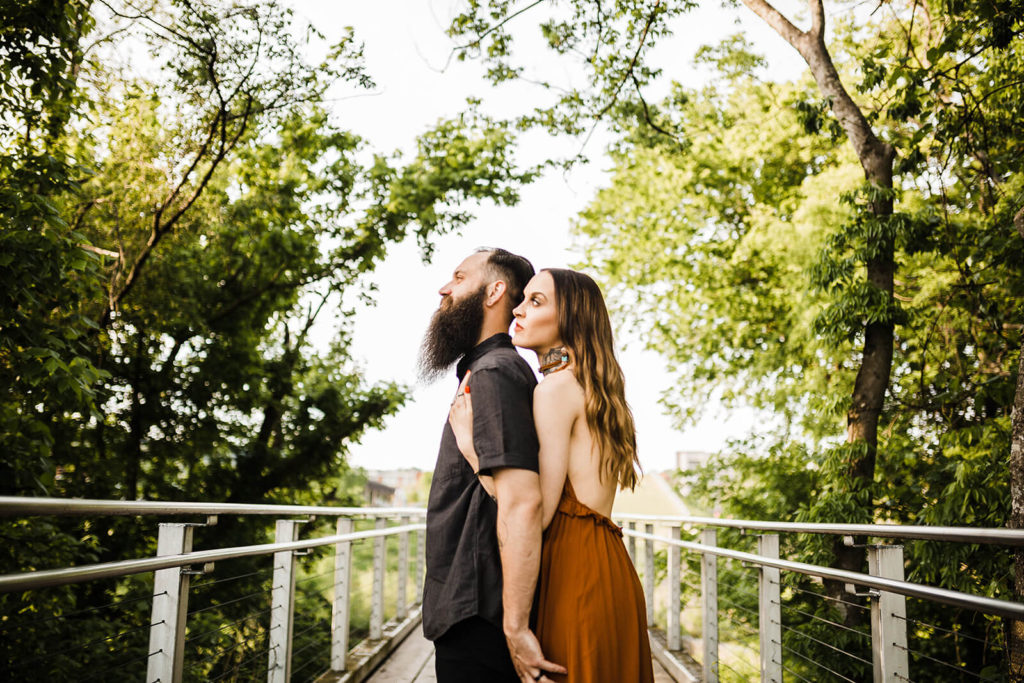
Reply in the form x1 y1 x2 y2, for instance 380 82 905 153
534 370 584 410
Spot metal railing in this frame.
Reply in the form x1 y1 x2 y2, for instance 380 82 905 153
0 497 426 683
616 513 1024 682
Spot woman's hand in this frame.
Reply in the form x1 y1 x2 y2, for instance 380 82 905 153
448 371 497 499
448 372 478 470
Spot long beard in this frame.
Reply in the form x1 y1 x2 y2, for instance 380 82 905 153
417 285 487 383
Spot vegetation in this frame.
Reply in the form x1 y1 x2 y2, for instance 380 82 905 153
446 0 1023 678
2 0 1022 680
1 0 527 679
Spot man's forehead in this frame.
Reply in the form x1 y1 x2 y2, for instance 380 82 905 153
454 251 490 276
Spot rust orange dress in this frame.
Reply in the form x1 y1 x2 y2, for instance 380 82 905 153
536 478 654 683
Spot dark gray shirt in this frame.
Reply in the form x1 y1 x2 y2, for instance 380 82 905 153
422 333 539 641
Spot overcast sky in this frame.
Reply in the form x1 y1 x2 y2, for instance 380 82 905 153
290 0 808 472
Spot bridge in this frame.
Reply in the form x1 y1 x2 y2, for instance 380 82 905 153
1 495 1022 682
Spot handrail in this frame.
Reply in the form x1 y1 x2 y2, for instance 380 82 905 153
0 522 426 593
0 496 427 518
615 513 1024 546
624 528 1024 621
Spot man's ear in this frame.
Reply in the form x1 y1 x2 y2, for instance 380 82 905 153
485 280 507 308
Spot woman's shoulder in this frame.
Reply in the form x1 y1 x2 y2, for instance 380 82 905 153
534 369 584 406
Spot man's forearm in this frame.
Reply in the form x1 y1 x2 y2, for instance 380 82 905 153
496 492 543 632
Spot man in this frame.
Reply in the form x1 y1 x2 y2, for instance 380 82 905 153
419 248 566 683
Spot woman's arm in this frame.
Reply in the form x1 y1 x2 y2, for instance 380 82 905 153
532 374 580 530
447 372 497 499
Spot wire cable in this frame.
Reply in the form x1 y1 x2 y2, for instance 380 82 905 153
893 613 990 645
0 591 165 633
781 644 859 683
186 588 270 617
184 608 271 644
780 623 872 667
190 568 273 592
780 604 871 639
896 643 998 681
78 648 163 683
790 585 870 612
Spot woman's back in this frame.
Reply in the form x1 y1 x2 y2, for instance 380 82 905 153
536 369 654 683
535 369 618 522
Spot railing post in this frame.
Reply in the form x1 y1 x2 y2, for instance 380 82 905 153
415 522 424 605
330 517 354 672
644 523 655 626
701 528 719 683
628 521 637 565
146 523 194 683
269 519 304 683
371 517 386 639
398 515 410 620
668 525 682 650
868 545 909 683
758 534 782 683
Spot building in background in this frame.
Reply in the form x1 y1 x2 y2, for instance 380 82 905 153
364 480 396 506
676 450 713 472
365 468 429 505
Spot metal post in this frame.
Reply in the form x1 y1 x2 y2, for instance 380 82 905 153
701 528 719 683
398 515 410 619
268 519 304 683
146 523 194 683
668 525 682 651
330 518 354 672
371 517 386 639
644 523 655 626
758 534 782 683
415 524 424 605
628 521 637 565
869 545 909 683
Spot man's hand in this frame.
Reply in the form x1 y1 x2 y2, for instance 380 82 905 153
506 627 567 683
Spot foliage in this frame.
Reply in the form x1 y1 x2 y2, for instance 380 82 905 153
0 0 537 679
443 0 1023 677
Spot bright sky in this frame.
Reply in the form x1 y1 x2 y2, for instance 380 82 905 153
290 1 808 472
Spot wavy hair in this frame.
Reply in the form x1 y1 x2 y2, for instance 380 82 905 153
545 268 641 490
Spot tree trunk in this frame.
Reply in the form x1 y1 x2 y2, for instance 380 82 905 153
741 0 897 624
1009 205 1024 681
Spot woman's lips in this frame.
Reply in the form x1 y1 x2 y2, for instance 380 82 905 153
514 323 524 332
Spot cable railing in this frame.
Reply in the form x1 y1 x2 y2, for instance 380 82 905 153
0 497 426 683
616 514 1024 682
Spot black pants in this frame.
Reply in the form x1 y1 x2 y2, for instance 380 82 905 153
434 615 519 683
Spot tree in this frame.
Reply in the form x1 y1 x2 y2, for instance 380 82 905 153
444 0 1023 621
1 1 539 678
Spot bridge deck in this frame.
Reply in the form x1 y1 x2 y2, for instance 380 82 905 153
365 625 677 682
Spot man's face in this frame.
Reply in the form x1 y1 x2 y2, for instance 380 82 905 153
417 252 491 382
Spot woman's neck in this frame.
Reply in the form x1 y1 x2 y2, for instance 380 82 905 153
539 345 570 376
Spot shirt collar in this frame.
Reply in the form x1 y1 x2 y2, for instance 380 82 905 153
456 333 513 381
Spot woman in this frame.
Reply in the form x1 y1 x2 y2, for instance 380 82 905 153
448 268 654 683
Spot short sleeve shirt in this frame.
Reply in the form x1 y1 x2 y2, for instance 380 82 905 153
421 333 539 641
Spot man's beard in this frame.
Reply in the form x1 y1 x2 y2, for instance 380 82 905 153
417 285 487 383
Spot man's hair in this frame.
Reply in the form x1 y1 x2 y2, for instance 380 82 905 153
476 247 535 311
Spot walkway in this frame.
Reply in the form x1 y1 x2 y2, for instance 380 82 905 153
365 625 677 682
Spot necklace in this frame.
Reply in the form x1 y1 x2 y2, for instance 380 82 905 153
539 349 570 376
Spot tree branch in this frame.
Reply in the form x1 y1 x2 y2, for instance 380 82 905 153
739 0 807 51
809 0 825 40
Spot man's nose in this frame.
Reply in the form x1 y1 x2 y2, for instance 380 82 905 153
438 281 452 296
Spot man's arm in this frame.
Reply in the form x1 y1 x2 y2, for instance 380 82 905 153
493 467 542 633
492 468 566 681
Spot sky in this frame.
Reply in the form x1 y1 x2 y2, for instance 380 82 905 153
288 1 809 473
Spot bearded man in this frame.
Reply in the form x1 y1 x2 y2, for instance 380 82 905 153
419 248 564 683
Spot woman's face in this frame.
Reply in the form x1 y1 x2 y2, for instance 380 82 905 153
511 271 561 353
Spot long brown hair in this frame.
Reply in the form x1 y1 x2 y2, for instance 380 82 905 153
545 268 641 490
